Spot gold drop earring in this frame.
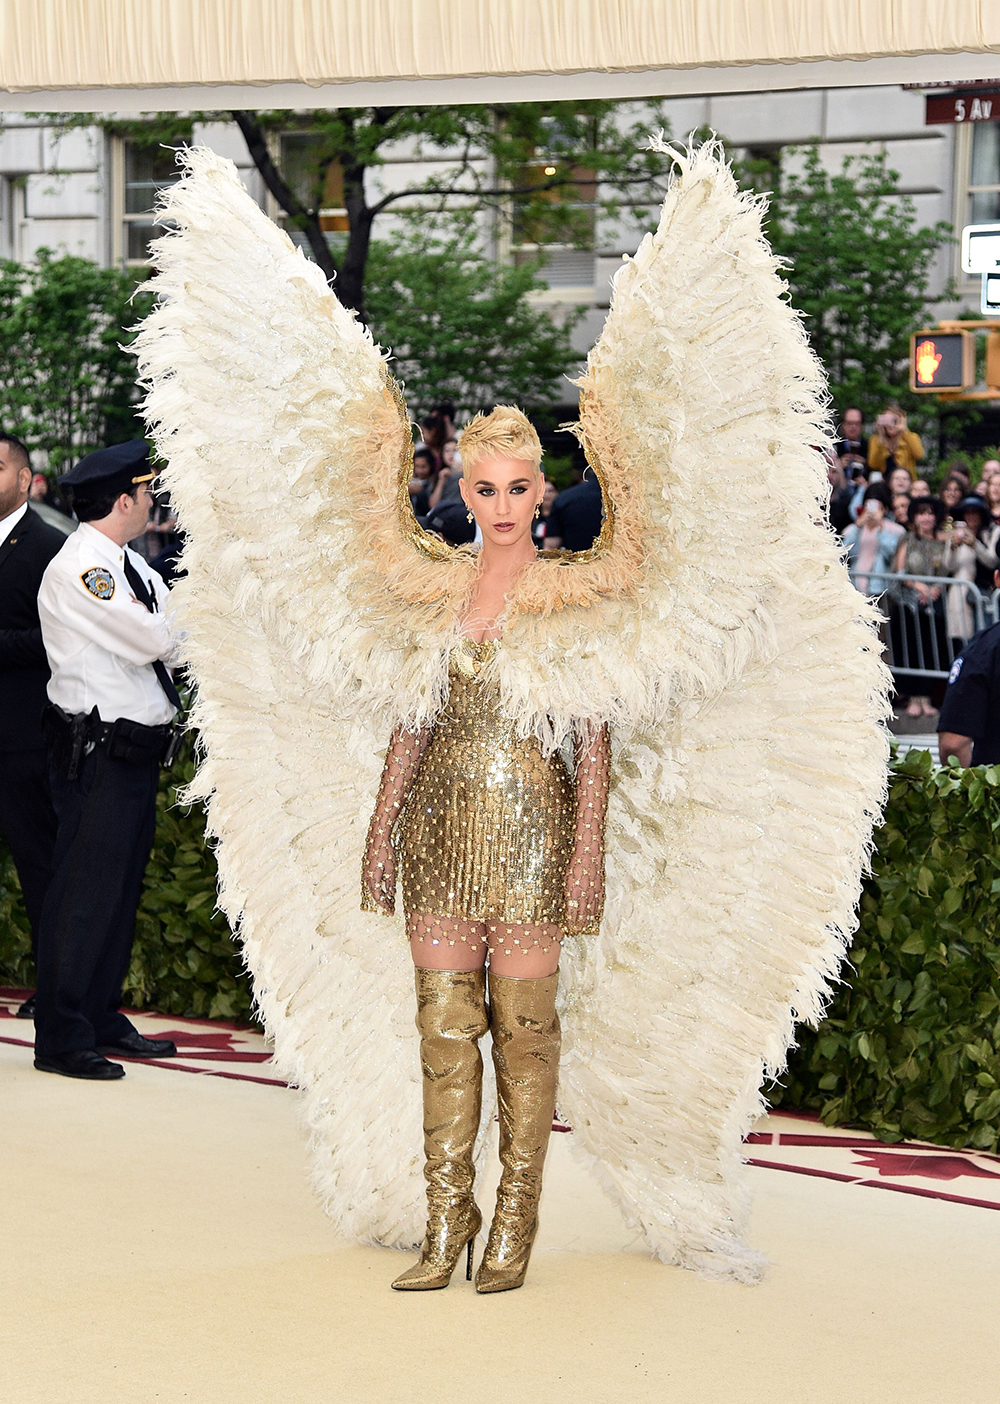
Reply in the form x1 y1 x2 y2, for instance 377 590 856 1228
467 510 474 524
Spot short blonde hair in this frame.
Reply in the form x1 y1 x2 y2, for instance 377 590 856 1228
459 405 542 478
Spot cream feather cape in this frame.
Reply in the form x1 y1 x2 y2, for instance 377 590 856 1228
135 141 889 1283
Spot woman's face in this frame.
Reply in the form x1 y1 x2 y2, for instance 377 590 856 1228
542 480 558 513
892 493 911 520
942 479 963 509
913 507 936 537
912 480 931 497
412 456 434 482
460 455 543 549
888 468 912 496
441 440 457 469
987 477 1000 508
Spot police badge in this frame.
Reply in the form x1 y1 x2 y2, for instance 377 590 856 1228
80 567 115 600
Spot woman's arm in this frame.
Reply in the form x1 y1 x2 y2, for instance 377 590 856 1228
974 530 999 571
565 723 611 936
361 725 433 914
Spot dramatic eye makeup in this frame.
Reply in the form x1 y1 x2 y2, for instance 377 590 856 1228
474 479 531 496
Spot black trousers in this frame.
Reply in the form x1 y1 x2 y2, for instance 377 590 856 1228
0 747 57 961
33 745 160 1057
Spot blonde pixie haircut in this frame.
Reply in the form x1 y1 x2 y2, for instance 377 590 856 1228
459 405 543 478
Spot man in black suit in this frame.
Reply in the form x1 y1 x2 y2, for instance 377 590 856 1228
0 432 66 1018
545 467 604 552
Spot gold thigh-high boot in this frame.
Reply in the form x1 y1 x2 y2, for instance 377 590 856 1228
476 971 560 1294
392 967 488 1291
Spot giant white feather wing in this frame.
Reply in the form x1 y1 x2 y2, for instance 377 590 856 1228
135 147 438 1246
545 142 890 1280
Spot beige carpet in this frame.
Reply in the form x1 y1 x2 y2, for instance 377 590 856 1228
2 1037 994 1404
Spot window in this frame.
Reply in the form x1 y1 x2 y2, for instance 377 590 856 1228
277 133 348 233
968 122 1000 225
512 160 597 293
113 139 182 268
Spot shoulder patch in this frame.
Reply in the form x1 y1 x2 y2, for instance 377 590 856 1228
80 566 115 600
948 656 963 685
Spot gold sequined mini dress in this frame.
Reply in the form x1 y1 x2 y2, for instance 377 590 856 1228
399 641 575 927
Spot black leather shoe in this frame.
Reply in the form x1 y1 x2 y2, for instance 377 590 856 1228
15 994 35 1019
34 1049 125 1080
97 1030 177 1059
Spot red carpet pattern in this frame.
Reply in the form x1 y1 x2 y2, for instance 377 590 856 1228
0 986 283 1086
5 986 999 1209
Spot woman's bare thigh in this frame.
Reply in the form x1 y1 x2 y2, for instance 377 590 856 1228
408 913 488 971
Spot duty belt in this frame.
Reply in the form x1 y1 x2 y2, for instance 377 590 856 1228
43 704 184 780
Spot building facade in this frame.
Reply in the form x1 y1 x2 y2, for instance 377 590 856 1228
0 83 994 354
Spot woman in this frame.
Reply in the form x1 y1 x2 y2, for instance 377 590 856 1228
362 408 609 1294
981 471 1000 525
408 446 437 518
939 474 966 519
842 494 899 596
867 405 924 479
891 491 912 530
886 465 914 500
955 496 1000 591
891 497 952 717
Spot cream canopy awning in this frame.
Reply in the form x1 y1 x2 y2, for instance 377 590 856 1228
1 0 999 110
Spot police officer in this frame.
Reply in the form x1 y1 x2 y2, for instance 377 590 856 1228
937 567 1000 769
0 432 65 1019
34 441 180 1080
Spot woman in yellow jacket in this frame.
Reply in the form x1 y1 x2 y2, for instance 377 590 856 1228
867 405 925 479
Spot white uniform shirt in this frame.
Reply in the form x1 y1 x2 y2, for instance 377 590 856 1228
38 521 179 726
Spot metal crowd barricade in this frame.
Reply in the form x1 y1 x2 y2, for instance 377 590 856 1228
849 570 1000 681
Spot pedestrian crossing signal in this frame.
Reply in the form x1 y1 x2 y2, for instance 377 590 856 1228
909 330 973 392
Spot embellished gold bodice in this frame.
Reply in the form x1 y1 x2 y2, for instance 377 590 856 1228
399 641 575 926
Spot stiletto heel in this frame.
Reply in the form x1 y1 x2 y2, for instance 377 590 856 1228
391 968 488 1292
476 972 561 1294
466 1234 475 1281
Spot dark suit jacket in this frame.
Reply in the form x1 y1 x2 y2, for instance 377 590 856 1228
0 506 67 751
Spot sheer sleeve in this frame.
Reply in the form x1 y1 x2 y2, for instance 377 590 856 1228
564 723 611 936
361 725 433 915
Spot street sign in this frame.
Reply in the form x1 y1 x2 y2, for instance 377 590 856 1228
983 275 1000 318
963 224 1000 275
926 91 1000 124
909 330 973 392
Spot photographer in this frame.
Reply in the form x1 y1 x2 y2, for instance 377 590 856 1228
867 405 925 480
33 442 181 1081
834 408 868 480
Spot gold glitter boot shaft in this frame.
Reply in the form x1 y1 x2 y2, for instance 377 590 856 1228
476 972 560 1294
392 967 488 1291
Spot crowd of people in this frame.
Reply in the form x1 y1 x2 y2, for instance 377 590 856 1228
829 403 1000 720
409 401 603 553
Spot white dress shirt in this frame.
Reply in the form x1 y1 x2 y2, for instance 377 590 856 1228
38 521 178 725
0 500 28 545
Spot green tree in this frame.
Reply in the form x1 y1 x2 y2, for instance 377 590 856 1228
0 251 151 468
231 102 672 318
42 104 671 320
765 147 950 419
364 222 583 413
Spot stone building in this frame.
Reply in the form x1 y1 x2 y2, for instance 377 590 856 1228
0 82 994 363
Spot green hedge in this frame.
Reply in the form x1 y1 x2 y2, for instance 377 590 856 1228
6 744 1000 1152
773 750 1000 1150
0 739 253 1022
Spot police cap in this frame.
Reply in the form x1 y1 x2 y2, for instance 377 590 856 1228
61 440 154 500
